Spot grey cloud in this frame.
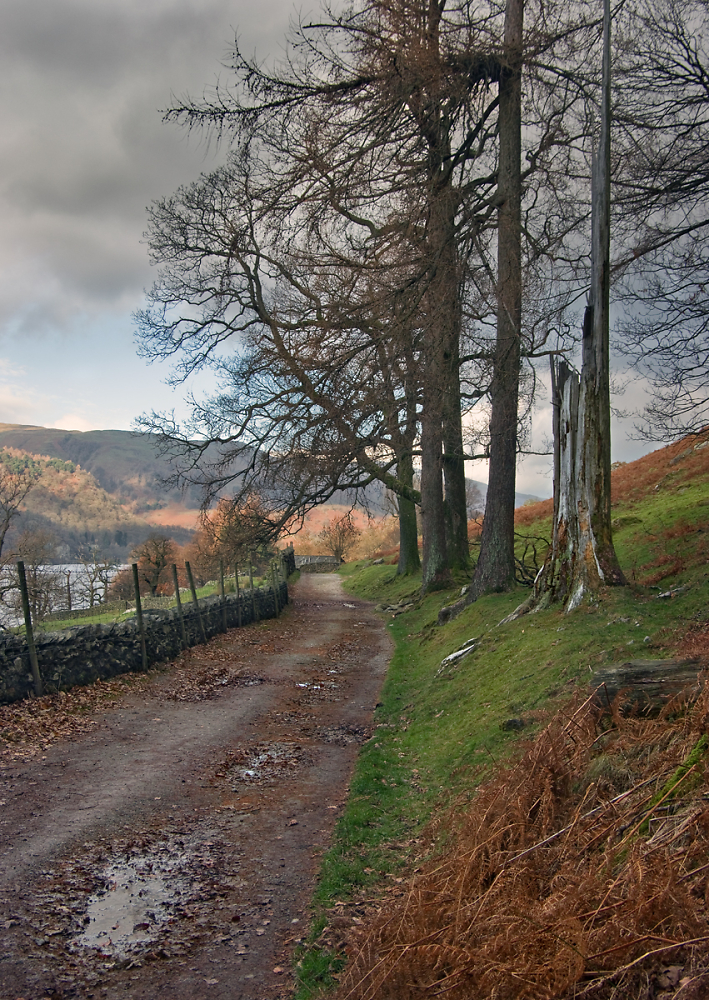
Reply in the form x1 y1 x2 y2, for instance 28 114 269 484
0 0 293 330
1 0 237 90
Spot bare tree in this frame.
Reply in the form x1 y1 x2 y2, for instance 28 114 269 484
0 452 41 562
200 496 278 573
137 149 425 574
139 0 599 596
467 0 524 601
318 514 362 562
76 546 117 607
8 529 62 622
465 480 485 520
611 0 709 439
510 0 625 616
130 533 177 596
141 0 503 592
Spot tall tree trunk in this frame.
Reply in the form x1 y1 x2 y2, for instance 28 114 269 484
443 286 471 572
418 0 469 590
468 0 523 600
576 0 625 592
419 246 450 591
396 451 421 575
420 374 449 589
504 0 625 620
518 361 580 611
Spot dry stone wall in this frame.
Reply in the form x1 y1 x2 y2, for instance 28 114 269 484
0 582 288 705
294 555 341 572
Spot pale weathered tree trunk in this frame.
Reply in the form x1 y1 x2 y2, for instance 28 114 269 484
575 0 625 594
468 0 523 600
507 0 625 619
522 362 581 610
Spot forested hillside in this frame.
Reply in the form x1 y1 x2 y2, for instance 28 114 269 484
0 423 203 512
0 425 541 547
0 447 194 561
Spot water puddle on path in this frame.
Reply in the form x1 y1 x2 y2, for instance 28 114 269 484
73 858 186 956
226 741 311 787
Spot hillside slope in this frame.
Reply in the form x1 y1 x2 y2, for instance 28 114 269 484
0 424 203 513
0 425 540 533
294 431 709 1000
515 428 709 589
1 449 194 560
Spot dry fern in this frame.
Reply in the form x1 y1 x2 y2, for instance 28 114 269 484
334 678 709 1000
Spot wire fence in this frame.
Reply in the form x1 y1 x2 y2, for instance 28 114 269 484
0 546 296 704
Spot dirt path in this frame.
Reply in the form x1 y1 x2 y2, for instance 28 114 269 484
0 574 391 1000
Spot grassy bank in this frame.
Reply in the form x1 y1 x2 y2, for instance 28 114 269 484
294 434 709 998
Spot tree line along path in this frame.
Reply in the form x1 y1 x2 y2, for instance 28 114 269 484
0 573 391 1000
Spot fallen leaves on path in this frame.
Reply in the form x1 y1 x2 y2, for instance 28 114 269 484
0 622 281 761
0 673 155 762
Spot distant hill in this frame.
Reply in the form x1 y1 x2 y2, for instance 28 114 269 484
0 424 542 556
479 483 543 511
0 427 203 559
0 424 202 511
0 449 195 561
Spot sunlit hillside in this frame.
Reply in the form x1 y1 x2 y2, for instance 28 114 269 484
2 448 193 560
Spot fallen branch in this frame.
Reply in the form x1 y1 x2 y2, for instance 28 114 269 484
437 638 479 673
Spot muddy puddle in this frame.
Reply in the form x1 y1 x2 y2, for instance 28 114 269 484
30 826 241 973
74 857 187 956
225 741 312 786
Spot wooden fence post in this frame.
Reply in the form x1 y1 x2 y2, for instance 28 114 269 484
185 560 207 643
249 559 258 622
271 562 280 614
171 563 187 649
219 557 227 632
235 563 242 628
17 561 43 697
131 563 148 673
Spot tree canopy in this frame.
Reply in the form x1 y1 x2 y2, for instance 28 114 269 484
137 0 709 599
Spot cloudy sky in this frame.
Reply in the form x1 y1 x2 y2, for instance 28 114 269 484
0 0 293 422
0 0 657 498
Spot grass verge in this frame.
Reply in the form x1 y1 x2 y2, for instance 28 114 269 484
294 439 709 998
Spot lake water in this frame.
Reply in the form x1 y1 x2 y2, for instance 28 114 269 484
0 563 128 628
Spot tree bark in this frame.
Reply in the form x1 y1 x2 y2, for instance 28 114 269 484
546 0 624 608
577 0 625 592
443 291 471 572
396 451 421 575
419 2 466 592
468 0 523 600
520 362 581 610
420 373 449 589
